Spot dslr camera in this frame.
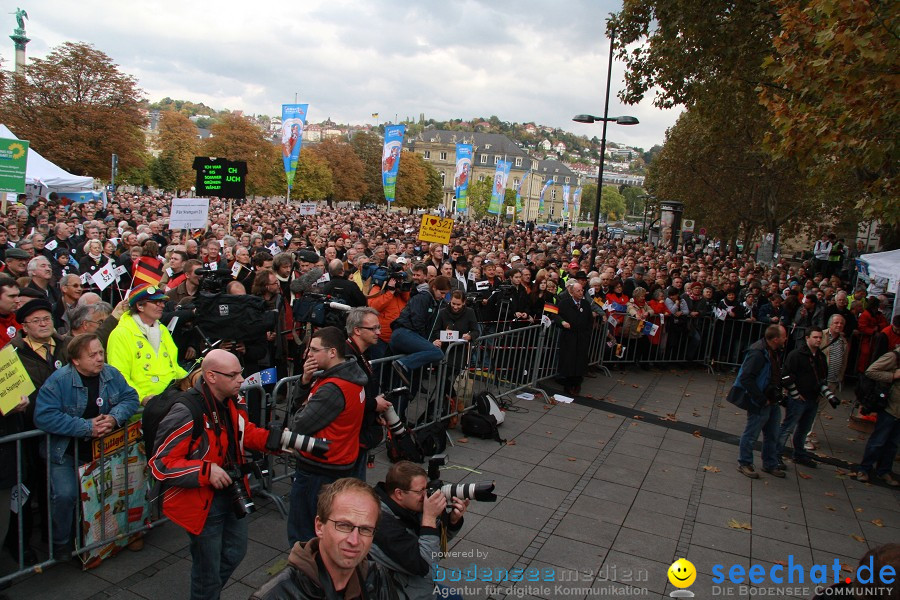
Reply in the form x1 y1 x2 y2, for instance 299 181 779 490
225 461 268 518
265 427 331 458
426 455 497 502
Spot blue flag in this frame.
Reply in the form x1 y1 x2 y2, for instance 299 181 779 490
281 104 308 188
562 184 570 217
241 367 278 390
539 178 554 214
515 172 526 212
382 125 406 203
488 160 511 215
454 144 472 211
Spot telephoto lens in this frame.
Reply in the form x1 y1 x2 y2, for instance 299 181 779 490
381 405 407 437
281 430 331 459
820 384 840 409
226 470 256 518
781 375 801 401
439 481 497 502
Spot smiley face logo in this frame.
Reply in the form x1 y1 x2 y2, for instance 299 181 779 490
667 558 696 589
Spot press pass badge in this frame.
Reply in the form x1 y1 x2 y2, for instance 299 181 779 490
439 330 459 342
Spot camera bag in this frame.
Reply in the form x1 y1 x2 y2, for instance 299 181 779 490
473 391 505 425
460 413 505 444
855 350 898 415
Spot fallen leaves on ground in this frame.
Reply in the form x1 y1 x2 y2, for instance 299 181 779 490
267 559 289 575
824 492 836 497
851 534 866 543
774 560 787 567
798 472 813 479
506 439 517 445
855 508 864 513
836 468 850 476
841 563 853 573
633 415 645 420
825 505 836 512
684 393 692 397
631 384 641 388
728 519 752 531
662 413 679 422
693 430 703 438
871 519 884 527
703 465 721 473
780 506 788 510
457 438 469 443
567 457 577 462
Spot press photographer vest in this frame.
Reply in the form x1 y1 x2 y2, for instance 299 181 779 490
304 376 365 466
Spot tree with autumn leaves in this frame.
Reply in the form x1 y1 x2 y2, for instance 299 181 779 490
609 0 898 246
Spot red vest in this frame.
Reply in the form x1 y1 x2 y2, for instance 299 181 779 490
304 376 365 466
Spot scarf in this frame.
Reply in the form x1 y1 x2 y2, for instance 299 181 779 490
132 314 162 353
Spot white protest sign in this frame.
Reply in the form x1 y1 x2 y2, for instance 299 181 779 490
169 198 210 230
439 330 460 342
45 239 58 251
92 264 117 291
298 202 317 215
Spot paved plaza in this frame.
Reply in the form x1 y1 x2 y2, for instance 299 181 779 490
2 368 898 600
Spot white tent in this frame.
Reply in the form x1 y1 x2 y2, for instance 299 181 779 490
859 248 900 318
0 124 94 194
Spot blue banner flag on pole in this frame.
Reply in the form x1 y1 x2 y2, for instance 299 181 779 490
539 178 554 214
281 104 308 188
381 125 406 203
454 143 472 212
573 187 582 220
515 172 526 212
488 160 511 215
562 184 570 217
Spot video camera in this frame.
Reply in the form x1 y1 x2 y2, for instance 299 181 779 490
292 292 352 328
362 262 412 291
426 454 497 502
195 268 234 294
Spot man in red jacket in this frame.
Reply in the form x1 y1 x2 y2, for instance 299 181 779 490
150 349 274 600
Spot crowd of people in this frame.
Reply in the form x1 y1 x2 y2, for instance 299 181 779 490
1 192 898 599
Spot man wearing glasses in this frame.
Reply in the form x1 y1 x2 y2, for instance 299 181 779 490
287 326 368 546
150 349 277 600
252 478 398 600
370 461 468 600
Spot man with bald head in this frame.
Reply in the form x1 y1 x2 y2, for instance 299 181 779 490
150 349 278 600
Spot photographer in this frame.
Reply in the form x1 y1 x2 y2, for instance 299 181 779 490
370 461 468 600
287 327 368 545
776 327 828 470
149 349 276 600
367 262 412 360
322 259 368 307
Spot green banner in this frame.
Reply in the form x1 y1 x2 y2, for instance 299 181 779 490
0 137 29 194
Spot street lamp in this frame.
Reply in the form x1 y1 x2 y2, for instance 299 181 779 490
573 34 639 268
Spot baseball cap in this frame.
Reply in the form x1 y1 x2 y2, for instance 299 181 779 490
568 261 579 269
128 284 169 308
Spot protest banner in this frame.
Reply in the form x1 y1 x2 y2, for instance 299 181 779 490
0 137 29 194
417 215 454 245
298 202 317 215
0 345 36 415
169 198 210 230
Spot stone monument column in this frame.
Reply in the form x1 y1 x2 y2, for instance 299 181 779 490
10 8 30 74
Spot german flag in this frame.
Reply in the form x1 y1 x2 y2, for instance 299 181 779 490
543 303 559 315
133 256 164 287
165 271 187 292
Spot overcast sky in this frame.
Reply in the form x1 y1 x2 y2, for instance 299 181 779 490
5 0 682 151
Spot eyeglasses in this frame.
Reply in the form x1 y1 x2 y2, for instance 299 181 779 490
25 316 53 325
307 346 333 354
210 370 243 379
403 487 427 496
328 519 376 537
357 326 381 332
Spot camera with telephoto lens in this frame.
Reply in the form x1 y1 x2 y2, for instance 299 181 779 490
820 384 840 409
265 427 331 459
195 268 234 294
381 390 410 438
780 375 801 406
225 461 268 519
387 263 412 292
426 455 497 502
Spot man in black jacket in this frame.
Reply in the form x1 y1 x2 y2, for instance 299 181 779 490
389 277 450 385
776 327 828 469
370 461 467 600
322 259 368 307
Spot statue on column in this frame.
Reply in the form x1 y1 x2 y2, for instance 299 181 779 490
13 8 28 34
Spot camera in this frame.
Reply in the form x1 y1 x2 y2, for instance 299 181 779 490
381 391 410 438
195 268 234 294
781 375 801 404
426 455 496 502
820 384 840 409
225 461 268 519
265 427 331 459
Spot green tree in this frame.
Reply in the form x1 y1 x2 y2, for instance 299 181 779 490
394 152 430 213
153 111 198 193
202 113 282 197
759 0 898 226
600 186 626 221
580 183 598 221
309 140 367 205
0 42 146 178
350 131 385 205
467 178 493 219
292 152 333 201
621 186 647 216
422 160 443 210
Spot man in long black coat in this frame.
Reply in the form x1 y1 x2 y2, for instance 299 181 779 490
556 280 594 395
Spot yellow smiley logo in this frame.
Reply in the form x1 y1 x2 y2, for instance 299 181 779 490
667 558 696 588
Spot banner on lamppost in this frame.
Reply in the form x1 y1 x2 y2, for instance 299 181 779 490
488 160 511 215
562 184 570 217
573 187 582 221
539 178 554 214
381 125 405 203
514 172 526 212
281 104 308 189
454 143 472 211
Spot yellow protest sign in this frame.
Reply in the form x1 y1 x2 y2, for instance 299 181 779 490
0 344 36 415
417 215 454 245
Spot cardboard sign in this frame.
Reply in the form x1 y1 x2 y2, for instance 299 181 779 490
169 198 210 230
417 215 454 245
0 345 36 416
298 202 317 215
439 330 460 342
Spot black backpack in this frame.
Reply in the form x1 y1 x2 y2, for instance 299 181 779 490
855 350 898 415
141 384 205 461
384 422 448 463
461 413 505 444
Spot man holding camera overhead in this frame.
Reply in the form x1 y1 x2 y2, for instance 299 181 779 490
149 349 278 600
370 461 468 600
287 326 368 546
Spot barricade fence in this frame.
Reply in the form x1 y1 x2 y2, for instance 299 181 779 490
2 312 873 585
